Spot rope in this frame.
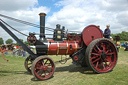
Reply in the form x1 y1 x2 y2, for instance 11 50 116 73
0 19 28 36
0 14 54 32
0 14 81 33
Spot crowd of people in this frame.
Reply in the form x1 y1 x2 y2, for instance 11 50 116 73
12 48 27 57
0 45 29 57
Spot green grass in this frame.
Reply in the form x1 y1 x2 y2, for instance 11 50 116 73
0 48 128 85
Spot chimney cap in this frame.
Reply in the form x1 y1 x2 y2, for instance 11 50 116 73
39 13 46 16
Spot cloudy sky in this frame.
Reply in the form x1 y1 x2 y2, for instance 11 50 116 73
0 0 128 43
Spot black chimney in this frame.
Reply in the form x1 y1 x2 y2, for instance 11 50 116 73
39 13 46 39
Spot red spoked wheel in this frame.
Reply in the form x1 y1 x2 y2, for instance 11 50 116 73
85 38 118 73
24 55 33 73
31 56 55 80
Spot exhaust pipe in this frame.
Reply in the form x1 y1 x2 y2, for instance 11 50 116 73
39 13 46 40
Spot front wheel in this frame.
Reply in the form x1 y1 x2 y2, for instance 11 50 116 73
85 38 118 73
31 56 55 80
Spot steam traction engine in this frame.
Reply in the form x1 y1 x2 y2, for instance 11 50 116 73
0 13 118 80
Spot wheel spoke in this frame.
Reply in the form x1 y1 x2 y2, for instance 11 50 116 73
106 43 110 49
44 59 48 65
42 61 45 66
102 63 105 70
103 45 106 52
92 57 100 63
106 59 112 66
91 56 99 60
94 48 98 53
37 69 42 74
28 63 32 65
47 63 51 66
44 71 47 76
96 45 102 52
91 53 100 56
98 60 102 68
100 42 106 52
106 58 111 62
108 62 111 66
36 66 41 70
105 49 110 54
47 67 53 70
39 71 44 76
28 66 31 69
46 70 50 73
96 61 99 68
106 52 115 56
104 60 108 67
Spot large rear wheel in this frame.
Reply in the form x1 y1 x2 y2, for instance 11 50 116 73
85 38 118 73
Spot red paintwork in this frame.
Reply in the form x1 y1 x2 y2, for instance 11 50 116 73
48 41 79 55
74 56 78 60
33 57 55 80
47 39 54 43
90 40 117 72
67 34 81 41
82 25 103 46
27 34 37 44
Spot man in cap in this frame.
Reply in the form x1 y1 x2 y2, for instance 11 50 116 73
104 25 111 39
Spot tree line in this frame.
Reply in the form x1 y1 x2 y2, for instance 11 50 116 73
111 31 128 41
0 38 30 46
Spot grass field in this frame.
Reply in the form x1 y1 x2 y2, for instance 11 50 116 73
0 48 128 85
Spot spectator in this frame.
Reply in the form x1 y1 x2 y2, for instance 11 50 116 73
97 25 103 33
5 46 8 55
12 49 16 56
104 25 111 39
22 50 26 57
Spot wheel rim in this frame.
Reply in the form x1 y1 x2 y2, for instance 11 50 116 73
90 40 117 73
34 57 55 80
25 56 32 73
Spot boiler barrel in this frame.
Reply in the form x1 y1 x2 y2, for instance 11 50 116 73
36 41 79 55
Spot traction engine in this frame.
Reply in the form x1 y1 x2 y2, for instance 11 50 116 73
0 13 118 80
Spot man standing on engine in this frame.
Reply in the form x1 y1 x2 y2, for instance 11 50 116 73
104 25 111 39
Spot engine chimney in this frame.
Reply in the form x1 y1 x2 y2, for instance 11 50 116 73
39 13 46 40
